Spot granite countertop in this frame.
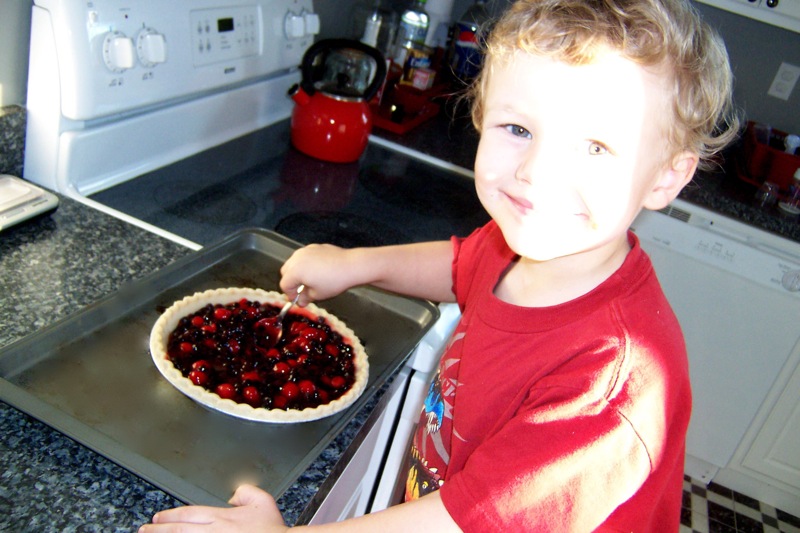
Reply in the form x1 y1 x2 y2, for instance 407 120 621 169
0 197 190 530
681 166 800 243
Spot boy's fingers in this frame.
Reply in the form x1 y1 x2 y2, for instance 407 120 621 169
228 483 272 507
147 504 217 526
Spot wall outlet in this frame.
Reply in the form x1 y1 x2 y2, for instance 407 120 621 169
768 62 800 101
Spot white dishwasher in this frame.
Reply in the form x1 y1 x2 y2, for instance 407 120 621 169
630 199 800 482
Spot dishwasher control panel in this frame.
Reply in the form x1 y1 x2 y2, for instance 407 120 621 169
631 205 800 295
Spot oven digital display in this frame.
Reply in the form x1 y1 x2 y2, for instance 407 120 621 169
217 17 234 33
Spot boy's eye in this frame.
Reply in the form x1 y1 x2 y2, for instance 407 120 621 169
504 124 532 139
588 141 609 155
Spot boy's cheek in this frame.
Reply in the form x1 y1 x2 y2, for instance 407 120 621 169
475 166 501 185
475 149 511 184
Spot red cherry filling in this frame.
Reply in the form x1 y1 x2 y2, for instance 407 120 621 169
166 298 358 411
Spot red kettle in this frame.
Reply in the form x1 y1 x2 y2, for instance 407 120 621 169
289 39 386 163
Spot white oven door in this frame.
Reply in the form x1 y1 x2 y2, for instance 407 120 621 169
369 303 462 512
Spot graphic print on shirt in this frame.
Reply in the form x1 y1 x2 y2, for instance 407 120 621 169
404 331 465 501
405 446 443 500
423 373 444 433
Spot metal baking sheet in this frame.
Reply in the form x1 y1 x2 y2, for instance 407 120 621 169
0 228 438 506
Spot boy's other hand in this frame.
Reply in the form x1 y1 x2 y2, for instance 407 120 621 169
139 484 288 533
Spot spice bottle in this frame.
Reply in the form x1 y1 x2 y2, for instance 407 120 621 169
351 1 397 56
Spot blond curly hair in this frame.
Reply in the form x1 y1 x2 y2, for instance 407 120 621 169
471 0 740 171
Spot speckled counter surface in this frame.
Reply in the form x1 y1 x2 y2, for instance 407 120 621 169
0 196 190 531
680 167 800 243
0 195 384 531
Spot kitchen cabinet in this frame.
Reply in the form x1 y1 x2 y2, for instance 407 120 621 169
694 0 800 34
741 343 800 491
711 339 800 515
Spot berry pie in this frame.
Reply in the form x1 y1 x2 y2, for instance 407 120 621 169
150 288 368 423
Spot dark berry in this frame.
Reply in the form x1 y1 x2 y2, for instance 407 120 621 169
227 339 241 354
191 360 211 372
241 370 262 382
273 395 288 409
214 308 232 321
281 382 300 399
242 386 261 406
298 380 316 396
324 344 339 357
273 362 290 375
216 383 236 400
189 370 209 386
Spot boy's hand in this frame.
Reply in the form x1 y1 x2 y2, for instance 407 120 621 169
280 244 360 305
139 484 288 533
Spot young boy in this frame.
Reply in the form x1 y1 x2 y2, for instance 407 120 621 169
141 0 738 530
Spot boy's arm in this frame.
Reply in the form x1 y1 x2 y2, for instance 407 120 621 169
140 484 461 532
280 241 456 305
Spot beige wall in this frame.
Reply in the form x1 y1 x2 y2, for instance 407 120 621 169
0 1 32 107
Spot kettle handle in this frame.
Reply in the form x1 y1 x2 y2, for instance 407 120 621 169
300 38 387 102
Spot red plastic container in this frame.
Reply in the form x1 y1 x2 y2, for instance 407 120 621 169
742 121 800 191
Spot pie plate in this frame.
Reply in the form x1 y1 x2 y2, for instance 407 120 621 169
149 287 369 423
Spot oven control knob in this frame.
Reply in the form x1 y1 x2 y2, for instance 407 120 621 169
304 13 321 36
136 28 167 68
102 31 135 72
782 270 800 292
284 11 320 39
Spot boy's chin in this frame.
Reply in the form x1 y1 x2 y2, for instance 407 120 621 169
501 226 630 264
501 233 574 262
497 221 589 260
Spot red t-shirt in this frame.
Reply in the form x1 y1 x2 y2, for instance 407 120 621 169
405 221 691 532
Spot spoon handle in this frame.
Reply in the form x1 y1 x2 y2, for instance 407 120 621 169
277 284 305 320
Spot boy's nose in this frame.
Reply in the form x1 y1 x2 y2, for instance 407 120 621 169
515 143 557 185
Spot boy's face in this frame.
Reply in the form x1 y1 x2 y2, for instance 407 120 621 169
474 50 695 263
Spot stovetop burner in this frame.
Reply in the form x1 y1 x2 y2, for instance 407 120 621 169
358 163 478 219
154 180 258 225
275 211 412 248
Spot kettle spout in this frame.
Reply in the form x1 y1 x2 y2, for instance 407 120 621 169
288 84 311 106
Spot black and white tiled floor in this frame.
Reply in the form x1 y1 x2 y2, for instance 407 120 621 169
681 476 800 533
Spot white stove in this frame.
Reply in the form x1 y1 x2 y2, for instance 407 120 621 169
24 0 318 248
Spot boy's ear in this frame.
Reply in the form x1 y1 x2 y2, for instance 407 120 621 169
643 151 699 210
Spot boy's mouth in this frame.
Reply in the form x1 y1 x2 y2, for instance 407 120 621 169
502 191 592 225
504 192 533 214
